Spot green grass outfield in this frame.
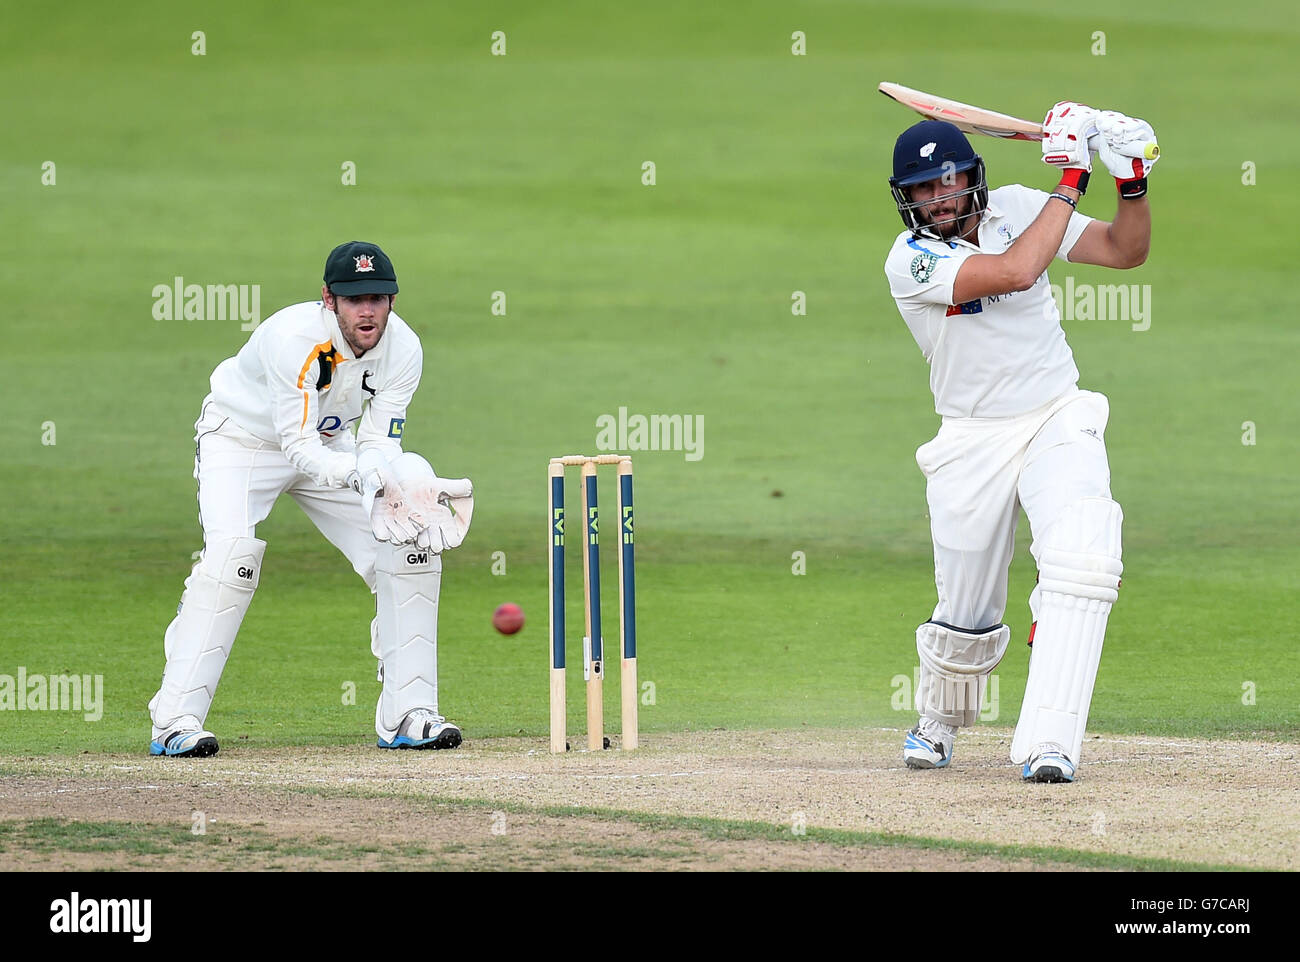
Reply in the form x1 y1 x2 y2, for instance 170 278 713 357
2 0 1297 754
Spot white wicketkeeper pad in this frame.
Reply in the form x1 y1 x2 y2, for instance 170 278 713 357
373 541 443 740
916 622 1010 727
149 537 265 735
1011 497 1123 765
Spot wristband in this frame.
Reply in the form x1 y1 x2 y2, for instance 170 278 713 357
1057 169 1089 194
1048 192 1078 210
1117 177 1148 200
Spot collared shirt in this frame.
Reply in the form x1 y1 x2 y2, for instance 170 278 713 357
207 301 422 486
884 184 1094 418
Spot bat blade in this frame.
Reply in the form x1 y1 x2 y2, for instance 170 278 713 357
879 82 1161 162
879 82 1043 141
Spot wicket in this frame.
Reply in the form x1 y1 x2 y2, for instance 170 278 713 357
548 455 637 753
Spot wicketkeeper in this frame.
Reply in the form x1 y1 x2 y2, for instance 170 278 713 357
148 241 474 757
883 105 1157 780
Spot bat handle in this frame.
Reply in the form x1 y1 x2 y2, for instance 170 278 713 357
1086 132 1160 161
1118 141 1160 161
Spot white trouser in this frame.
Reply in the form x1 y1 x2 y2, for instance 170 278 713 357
189 398 377 582
914 389 1116 722
150 398 376 739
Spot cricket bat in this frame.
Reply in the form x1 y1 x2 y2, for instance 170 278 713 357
878 82 1159 161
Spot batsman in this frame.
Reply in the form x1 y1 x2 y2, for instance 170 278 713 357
148 241 474 757
883 104 1157 781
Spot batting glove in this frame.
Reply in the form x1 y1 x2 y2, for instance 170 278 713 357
1041 101 1097 193
1095 110 1159 199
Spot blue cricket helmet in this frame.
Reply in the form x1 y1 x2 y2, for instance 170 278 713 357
889 120 988 237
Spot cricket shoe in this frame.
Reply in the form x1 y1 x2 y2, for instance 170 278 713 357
150 719 219 758
903 717 955 769
1022 743 1076 783
378 709 463 750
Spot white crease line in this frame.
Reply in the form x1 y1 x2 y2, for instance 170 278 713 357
1 742 1291 801
876 727 1297 753
0 784 164 800
0 753 1174 797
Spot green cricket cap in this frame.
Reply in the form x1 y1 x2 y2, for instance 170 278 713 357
324 241 398 295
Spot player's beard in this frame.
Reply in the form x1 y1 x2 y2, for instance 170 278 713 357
343 317 385 356
333 298 391 356
923 192 977 241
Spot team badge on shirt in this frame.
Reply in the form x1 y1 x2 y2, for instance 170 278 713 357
910 251 939 283
354 254 375 272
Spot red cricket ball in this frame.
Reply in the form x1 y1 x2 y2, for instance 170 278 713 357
492 603 525 635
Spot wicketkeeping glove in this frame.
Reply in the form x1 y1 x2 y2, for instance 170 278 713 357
348 448 386 507
361 455 429 545
1094 110 1159 199
409 477 474 553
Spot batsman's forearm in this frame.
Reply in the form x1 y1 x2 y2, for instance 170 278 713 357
1001 190 1078 290
1107 196 1150 267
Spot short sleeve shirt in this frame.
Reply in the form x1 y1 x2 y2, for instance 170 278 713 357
884 184 1094 418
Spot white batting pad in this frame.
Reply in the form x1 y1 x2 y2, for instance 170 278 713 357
1011 498 1123 765
373 541 442 740
149 537 265 736
916 621 1011 727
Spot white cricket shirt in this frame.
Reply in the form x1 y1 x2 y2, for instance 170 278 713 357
884 184 1094 418
207 300 422 487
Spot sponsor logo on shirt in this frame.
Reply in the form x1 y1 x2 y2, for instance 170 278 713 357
388 418 405 439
